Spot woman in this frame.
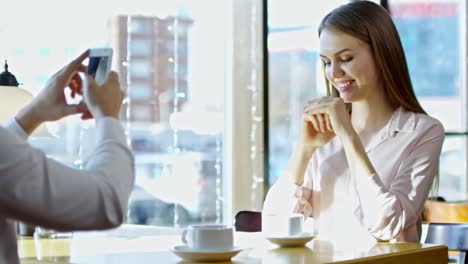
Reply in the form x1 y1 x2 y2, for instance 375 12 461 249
263 1 444 243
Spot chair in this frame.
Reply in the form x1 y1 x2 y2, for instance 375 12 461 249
423 200 468 223
233 210 262 232
424 223 468 264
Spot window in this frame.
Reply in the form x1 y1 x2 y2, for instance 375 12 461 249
388 0 467 201
266 0 349 185
128 83 153 100
129 60 153 78
130 40 152 56
129 19 152 34
132 104 154 121
0 0 249 227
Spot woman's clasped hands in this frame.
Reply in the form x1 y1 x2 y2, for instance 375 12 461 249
301 96 352 148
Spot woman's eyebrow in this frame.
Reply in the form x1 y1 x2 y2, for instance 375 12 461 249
320 48 352 59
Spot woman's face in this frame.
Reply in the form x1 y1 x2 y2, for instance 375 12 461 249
319 28 381 102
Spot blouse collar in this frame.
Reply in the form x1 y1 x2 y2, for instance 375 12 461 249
365 106 417 153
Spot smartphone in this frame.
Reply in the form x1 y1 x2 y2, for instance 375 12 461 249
88 48 113 85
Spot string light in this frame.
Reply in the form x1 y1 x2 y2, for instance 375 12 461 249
125 16 133 148
249 2 264 209
215 132 223 223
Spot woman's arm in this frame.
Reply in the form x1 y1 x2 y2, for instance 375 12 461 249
264 105 334 216
263 133 321 219
340 129 376 183
353 121 444 240
263 142 316 215
287 142 317 186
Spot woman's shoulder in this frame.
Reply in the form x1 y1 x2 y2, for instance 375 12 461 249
408 110 445 137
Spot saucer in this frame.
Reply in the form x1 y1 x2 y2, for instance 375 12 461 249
171 245 242 262
265 232 316 247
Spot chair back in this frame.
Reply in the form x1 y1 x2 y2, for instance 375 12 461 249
424 200 468 223
425 223 468 264
233 210 262 232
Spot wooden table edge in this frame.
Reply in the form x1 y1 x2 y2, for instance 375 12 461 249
333 245 448 264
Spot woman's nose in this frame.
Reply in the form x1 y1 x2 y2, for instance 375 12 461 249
331 63 345 78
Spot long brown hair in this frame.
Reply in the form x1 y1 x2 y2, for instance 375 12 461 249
318 1 426 114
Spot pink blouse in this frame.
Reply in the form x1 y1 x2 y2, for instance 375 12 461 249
263 107 445 242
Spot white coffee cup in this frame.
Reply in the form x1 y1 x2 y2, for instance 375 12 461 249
182 224 234 251
262 213 304 237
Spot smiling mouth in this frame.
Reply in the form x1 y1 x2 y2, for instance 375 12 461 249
335 80 355 93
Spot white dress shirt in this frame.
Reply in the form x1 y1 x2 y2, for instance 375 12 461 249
263 107 445 243
0 118 135 264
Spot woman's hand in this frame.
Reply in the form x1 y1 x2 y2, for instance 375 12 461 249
300 117 335 148
293 197 313 220
300 97 337 148
303 96 353 139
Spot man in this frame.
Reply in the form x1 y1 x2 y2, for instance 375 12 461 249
0 50 135 263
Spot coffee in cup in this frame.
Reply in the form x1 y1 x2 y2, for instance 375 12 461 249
182 224 234 251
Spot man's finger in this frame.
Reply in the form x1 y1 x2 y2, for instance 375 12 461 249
72 50 90 65
64 50 90 76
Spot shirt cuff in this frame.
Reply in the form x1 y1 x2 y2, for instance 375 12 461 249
277 174 303 198
293 184 303 199
96 117 127 145
3 118 28 141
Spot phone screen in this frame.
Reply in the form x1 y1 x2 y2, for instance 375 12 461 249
88 56 110 85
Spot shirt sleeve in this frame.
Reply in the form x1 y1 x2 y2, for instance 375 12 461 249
263 173 302 215
3 118 28 140
353 121 445 241
263 154 315 216
0 117 135 231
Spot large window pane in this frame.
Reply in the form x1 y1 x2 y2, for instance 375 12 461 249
0 0 232 227
267 1 349 185
389 0 468 201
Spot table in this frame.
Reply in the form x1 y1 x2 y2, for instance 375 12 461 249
18 225 448 263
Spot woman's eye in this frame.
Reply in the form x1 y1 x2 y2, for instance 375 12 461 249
323 61 331 67
341 57 353 63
